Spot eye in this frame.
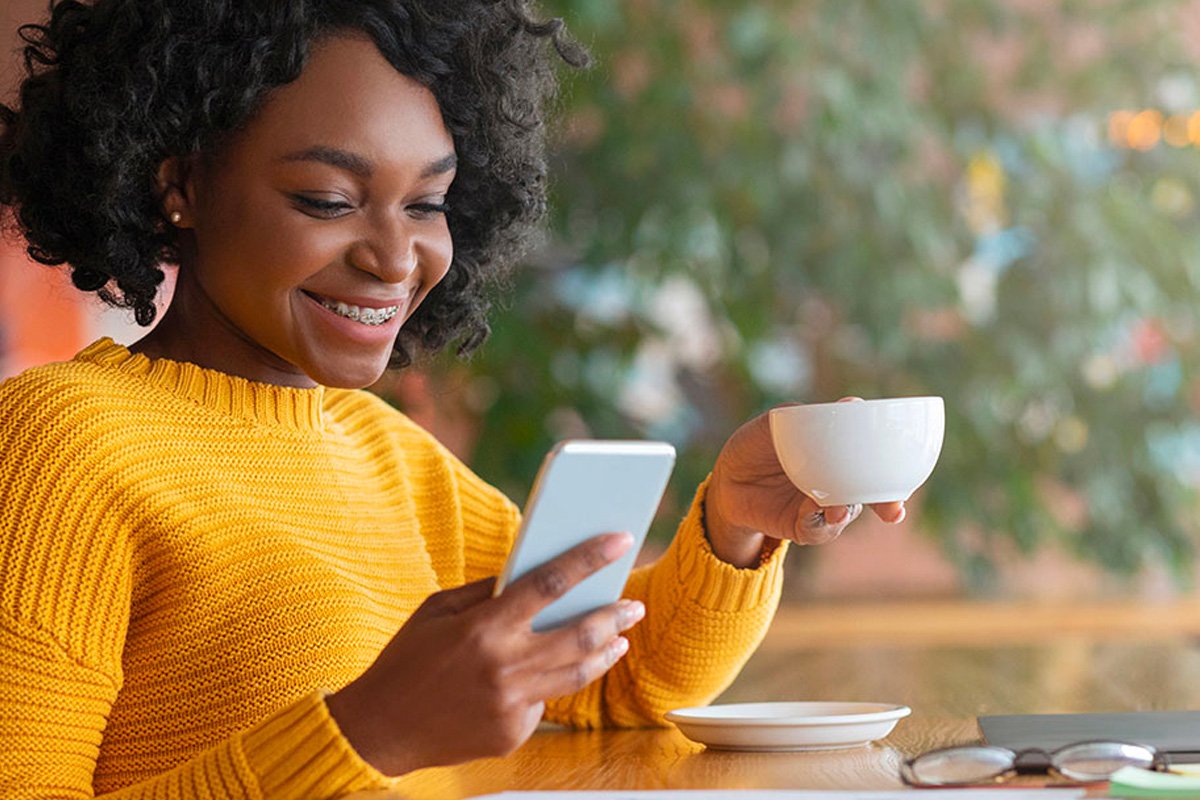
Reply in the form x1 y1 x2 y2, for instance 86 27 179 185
408 201 451 219
291 194 355 219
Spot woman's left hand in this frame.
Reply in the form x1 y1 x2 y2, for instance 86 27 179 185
704 401 907 568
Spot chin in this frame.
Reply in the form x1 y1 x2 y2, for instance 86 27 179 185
305 354 391 390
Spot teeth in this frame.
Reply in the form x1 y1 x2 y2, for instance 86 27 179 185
319 297 399 326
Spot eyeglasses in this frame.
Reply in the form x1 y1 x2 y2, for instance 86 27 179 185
900 740 1170 787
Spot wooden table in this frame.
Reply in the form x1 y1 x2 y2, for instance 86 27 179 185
355 600 1200 798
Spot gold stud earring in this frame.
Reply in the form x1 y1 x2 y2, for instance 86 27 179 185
169 211 183 225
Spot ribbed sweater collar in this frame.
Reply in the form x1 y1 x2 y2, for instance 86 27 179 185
75 338 326 432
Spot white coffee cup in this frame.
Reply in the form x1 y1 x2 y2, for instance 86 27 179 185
768 397 944 507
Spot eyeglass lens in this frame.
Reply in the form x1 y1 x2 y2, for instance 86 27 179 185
1053 741 1156 782
906 746 1015 785
906 741 1158 786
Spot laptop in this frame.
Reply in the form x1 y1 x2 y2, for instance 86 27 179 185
979 711 1200 761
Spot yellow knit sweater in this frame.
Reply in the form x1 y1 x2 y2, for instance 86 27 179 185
0 339 787 798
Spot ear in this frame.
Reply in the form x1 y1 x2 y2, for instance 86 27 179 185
156 155 198 229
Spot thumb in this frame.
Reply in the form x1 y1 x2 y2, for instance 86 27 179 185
415 576 497 617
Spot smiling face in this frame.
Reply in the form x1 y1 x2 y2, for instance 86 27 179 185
138 34 457 389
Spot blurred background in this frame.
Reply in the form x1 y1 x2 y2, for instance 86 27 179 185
7 0 1200 604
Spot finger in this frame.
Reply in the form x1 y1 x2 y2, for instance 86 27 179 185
495 701 546 758
811 502 862 525
518 701 545 745
499 532 634 622
836 396 864 403
416 576 498 617
820 505 845 525
871 501 906 524
821 503 855 525
537 635 630 700
535 599 645 670
794 502 862 545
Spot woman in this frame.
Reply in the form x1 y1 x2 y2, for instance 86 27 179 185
0 0 906 796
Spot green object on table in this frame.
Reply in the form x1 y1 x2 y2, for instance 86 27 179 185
1108 766 1200 798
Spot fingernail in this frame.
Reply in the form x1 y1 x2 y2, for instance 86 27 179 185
608 636 629 664
603 532 634 560
619 600 645 627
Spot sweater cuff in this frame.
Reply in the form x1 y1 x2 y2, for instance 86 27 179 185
239 690 392 798
670 476 789 612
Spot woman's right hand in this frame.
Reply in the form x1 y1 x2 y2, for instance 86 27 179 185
325 532 644 776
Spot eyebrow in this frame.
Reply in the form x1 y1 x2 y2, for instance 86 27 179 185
421 153 457 178
279 146 456 180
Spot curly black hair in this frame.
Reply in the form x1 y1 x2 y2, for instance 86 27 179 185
0 0 586 368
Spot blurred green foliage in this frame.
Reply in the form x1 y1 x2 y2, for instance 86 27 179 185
403 1 1200 589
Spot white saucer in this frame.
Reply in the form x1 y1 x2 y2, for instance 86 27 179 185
665 701 911 752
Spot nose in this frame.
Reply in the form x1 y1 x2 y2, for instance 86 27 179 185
351 216 418 283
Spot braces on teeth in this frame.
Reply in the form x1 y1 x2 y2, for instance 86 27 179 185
320 299 399 326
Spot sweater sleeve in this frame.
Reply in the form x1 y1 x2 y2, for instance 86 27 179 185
544 476 788 729
0 376 392 799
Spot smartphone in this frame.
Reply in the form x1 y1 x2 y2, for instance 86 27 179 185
494 439 677 632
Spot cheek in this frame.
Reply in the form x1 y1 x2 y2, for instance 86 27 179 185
424 228 455 285
407 230 455 314
195 205 345 300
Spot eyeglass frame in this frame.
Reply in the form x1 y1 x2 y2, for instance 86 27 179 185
899 739 1172 787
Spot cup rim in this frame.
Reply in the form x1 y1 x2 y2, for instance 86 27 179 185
769 396 943 413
